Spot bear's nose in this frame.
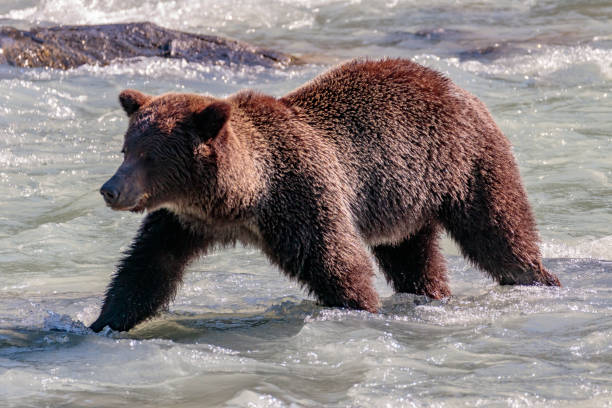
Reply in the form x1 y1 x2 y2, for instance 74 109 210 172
100 183 120 205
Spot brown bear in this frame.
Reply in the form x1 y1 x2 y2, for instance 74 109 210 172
91 58 560 332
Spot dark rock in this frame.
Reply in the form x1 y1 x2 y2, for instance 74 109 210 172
457 43 524 62
0 22 297 69
387 28 469 45
382 28 470 49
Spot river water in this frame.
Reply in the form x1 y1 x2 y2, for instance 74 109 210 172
0 1 611 407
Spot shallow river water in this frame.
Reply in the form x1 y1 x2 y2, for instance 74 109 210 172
0 1 611 407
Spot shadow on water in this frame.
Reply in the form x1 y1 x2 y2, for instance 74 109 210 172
0 297 418 356
0 328 90 362
129 294 456 345
127 300 322 345
0 295 446 362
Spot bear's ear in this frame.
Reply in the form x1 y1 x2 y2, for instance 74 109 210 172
119 89 151 116
193 101 232 141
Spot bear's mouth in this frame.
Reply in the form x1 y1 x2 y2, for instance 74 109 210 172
128 193 150 213
108 193 149 213
128 204 145 213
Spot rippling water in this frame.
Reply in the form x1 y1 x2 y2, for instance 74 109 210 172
0 1 611 407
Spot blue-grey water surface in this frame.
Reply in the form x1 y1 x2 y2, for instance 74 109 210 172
0 1 611 407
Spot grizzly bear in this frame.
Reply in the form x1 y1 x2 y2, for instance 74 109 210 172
91 58 560 332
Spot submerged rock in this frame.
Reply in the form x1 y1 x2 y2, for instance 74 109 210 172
0 22 297 69
383 28 527 62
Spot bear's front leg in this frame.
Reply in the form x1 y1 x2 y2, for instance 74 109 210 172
90 209 207 332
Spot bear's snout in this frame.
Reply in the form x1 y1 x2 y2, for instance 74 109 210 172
100 179 121 206
100 172 146 211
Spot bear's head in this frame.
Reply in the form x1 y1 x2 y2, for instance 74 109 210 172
100 89 232 213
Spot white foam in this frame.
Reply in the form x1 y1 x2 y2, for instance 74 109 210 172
0 149 33 167
0 0 323 33
70 57 275 81
224 390 287 408
541 236 612 260
442 234 611 261
448 45 612 80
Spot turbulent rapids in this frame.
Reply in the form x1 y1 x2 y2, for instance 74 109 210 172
0 0 611 407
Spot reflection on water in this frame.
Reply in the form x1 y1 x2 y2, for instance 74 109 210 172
0 0 611 406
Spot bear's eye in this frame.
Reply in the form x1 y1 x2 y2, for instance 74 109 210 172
121 148 127 155
139 151 157 163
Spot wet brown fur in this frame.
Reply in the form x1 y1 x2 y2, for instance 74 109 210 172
91 58 560 333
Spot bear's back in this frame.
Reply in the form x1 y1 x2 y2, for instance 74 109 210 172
282 58 453 137
281 59 479 240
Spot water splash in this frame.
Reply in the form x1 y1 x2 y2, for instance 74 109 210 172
42 311 91 334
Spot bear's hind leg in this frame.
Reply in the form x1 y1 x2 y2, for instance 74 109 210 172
440 161 560 287
372 222 451 299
